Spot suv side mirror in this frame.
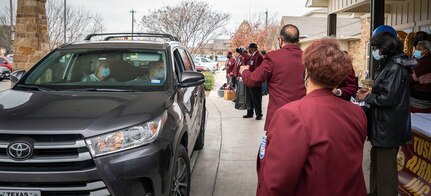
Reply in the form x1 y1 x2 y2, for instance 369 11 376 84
10 70 26 85
178 71 205 88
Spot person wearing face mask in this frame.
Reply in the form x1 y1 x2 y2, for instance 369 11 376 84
240 24 306 130
410 40 431 113
356 25 411 196
81 61 116 82
256 38 367 196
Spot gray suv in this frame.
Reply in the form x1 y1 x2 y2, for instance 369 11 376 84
0 33 207 196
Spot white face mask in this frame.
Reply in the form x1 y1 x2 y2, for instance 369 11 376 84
372 49 384 60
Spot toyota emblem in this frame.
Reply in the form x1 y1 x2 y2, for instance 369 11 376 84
7 141 33 160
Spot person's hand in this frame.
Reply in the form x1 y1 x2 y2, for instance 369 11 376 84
239 65 249 75
356 88 370 102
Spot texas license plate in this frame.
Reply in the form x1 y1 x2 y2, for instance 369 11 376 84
0 190 41 196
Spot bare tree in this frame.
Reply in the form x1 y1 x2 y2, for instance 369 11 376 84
140 1 230 55
0 5 14 55
46 0 105 49
0 0 105 51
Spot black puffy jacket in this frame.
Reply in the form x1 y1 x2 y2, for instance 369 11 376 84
365 53 411 148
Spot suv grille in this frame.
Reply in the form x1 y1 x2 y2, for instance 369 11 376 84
0 180 110 196
0 134 95 171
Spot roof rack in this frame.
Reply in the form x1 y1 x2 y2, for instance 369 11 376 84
84 33 179 41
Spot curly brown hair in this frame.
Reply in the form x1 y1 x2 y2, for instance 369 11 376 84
302 38 352 88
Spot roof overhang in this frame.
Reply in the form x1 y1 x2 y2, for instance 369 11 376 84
306 0 329 8
327 0 407 14
299 35 360 44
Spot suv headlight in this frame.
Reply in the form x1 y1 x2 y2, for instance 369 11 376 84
86 111 168 157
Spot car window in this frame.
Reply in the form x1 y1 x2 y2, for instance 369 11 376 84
21 49 168 91
201 58 209 63
178 49 193 71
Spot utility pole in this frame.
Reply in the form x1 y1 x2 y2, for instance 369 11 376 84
9 0 13 28
9 0 14 43
63 0 66 43
130 9 136 40
265 9 268 28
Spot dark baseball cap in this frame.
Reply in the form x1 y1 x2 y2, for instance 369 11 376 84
248 43 258 49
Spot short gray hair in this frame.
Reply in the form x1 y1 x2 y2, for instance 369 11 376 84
418 40 431 53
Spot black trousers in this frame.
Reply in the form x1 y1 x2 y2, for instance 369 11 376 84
246 86 262 116
228 76 237 88
368 146 399 196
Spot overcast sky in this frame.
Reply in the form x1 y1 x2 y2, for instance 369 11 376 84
0 0 316 38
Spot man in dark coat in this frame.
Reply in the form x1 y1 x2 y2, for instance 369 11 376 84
242 43 264 120
240 24 306 130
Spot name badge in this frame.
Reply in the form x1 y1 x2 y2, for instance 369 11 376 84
250 60 254 66
259 135 267 159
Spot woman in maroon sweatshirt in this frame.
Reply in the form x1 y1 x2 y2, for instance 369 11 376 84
257 38 367 196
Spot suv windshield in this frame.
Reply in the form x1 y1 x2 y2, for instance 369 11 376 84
21 49 168 91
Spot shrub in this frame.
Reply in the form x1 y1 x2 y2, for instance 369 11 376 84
202 71 214 91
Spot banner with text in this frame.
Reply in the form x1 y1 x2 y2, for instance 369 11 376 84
398 129 431 195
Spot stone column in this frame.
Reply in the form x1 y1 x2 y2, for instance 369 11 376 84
13 0 49 71
359 15 371 88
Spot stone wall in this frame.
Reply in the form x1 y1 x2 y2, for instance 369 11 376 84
347 39 361 76
348 15 370 87
13 0 49 71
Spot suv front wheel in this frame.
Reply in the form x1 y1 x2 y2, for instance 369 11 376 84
171 145 190 196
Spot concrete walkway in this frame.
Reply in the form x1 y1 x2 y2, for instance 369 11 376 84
190 71 266 196
190 70 371 195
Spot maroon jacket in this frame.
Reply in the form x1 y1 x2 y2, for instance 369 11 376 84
337 68 358 100
410 55 431 100
242 44 306 131
234 53 250 77
225 57 236 78
247 51 264 72
257 89 367 196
